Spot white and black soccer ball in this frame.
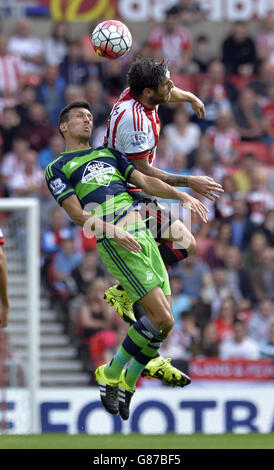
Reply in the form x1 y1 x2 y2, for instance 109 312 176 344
91 20 132 59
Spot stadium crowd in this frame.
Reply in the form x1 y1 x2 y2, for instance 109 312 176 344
0 7 274 382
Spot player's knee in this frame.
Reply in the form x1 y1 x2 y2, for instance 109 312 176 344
158 308 174 334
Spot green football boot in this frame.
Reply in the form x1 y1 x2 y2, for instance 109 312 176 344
95 364 120 415
141 356 191 387
118 370 136 420
104 284 136 325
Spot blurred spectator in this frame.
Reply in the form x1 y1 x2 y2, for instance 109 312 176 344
207 59 238 104
250 247 274 302
233 152 255 192
6 149 43 197
38 133 64 169
164 105 201 156
59 39 89 86
249 60 274 97
160 311 200 364
101 60 127 100
153 135 172 170
200 268 232 319
64 84 86 104
206 109 240 165
0 107 22 155
41 206 74 259
70 250 106 298
255 11 274 64
262 81 274 144
0 35 24 100
205 222 232 269
148 6 191 72
230 197 251 249
195 322 219 357
21 102 55 151
173 254 210 300
177 0 206 24
222 21 258 76
169 274 192 328
15 85 37 123
220 319 260 359
233 87 265 141
78 278 114 341
246 171 274 225
192 149 226 218
244 231 268 272
191 35 214 73
259 322 274 360
215 175 236 220
1 137 29 189
44 21 69 67
8 20 44 86
223 245 254 302
262 209 274 246
190 78 227 131
85 80 111 127
36 65 66 125
214 297 236 342
249 298 274 343
52 236 83 302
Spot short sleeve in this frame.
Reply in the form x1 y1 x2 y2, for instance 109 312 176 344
45 164 75 206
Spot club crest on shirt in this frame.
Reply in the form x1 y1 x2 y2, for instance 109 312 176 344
82 160 115 186
131 131 147 146
50 178 66 195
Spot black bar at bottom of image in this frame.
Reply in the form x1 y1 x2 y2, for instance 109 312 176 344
0 449 273 467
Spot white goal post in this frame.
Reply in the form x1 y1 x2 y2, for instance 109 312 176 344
0 198 40 433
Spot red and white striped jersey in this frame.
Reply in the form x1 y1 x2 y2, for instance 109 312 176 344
0 227 5 245
105 87 161 165
0 52 24 94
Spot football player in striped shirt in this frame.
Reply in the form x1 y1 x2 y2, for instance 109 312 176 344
45 102 209 417
0 227 9 328
104 57 223 381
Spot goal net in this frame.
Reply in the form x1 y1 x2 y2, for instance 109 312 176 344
0 198 40 434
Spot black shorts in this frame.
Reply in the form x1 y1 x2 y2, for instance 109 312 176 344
128 189 177 242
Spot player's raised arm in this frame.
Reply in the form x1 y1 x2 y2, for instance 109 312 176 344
61 194 141 253
0 245 9 328
129 169 209 223
130 155 223 202
168 87 206 119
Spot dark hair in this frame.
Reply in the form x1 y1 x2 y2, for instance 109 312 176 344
58 101 92 138
127 57 168 97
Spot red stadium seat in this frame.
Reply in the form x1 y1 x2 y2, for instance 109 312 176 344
235 141 270 163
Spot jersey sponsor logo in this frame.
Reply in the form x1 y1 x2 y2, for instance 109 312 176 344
146 270 154 281
82 160 115 187
50 178 66 195
131 131 147 146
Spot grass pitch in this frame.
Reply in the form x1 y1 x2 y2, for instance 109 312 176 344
0 433 273 449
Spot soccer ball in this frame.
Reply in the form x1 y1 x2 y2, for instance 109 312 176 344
91 20 132 59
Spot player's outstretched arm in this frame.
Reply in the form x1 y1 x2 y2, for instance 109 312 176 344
131 156 223 201
130 169 209 223
61 195 141 253
169 87 206 119
0 246 9 328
